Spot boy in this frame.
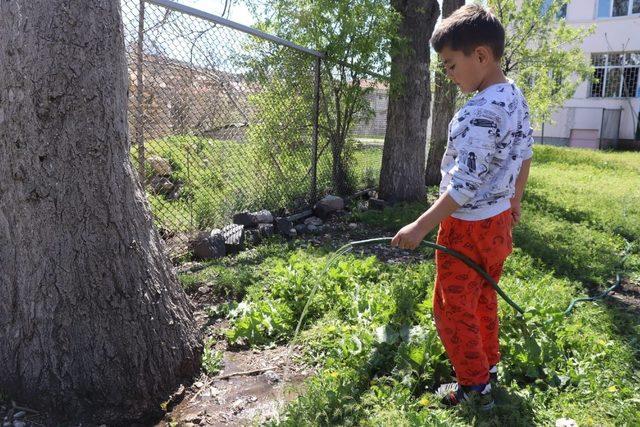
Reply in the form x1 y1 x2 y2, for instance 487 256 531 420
390 4 533 410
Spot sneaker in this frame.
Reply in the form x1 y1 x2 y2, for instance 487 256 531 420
451 365 499 385
437 382 494 410
489 364 498 384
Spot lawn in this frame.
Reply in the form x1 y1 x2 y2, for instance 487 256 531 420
177 145 640 426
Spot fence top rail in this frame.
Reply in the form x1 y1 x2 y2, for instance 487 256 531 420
145 0 325 58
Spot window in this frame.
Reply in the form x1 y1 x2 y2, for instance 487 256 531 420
604 68 622 97
622 67 639 97
590 52 640 98
591 68 605 97
598 0 611 17
558 4 568 18
597 0 640 17
541 0 568 18
613 0 629 16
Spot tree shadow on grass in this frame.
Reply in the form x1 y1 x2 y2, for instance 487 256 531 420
514 190 640 370
515 194 628 285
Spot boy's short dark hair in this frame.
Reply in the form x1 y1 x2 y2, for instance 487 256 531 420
431 4 505 60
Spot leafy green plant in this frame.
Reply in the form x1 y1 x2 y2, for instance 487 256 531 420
202 339 224 376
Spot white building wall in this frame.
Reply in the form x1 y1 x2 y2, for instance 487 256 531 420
532 0 640 146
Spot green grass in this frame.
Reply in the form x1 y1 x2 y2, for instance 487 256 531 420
135 135 383 234
179 145 640 426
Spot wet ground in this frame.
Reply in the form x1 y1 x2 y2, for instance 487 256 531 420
158 343 311 426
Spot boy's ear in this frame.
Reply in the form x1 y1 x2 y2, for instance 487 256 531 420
475 46 490 64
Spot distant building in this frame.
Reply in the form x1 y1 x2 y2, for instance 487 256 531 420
352 80 389 138
534 0 640 149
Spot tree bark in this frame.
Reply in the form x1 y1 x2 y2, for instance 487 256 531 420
425 0 465 186
379 0 440 203
0 1 202 424
331 136 352 196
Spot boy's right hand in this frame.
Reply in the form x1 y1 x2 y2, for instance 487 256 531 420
391 221 430 250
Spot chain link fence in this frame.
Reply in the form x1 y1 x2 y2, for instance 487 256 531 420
121 0 385 258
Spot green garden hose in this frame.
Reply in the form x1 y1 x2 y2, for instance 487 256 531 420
293 237 628 341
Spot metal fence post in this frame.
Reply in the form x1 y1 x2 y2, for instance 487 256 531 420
135 0 146 179
311 56 321 203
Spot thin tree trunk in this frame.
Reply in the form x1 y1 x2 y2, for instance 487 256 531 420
331 137 351 196
425 0 465 186
379 0 440 203
0 1 201 424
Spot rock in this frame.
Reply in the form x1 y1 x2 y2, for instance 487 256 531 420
233 211 258 228
202 386 221 398
147 155 172 176
319 195 344 210
367 198 386 210
254 209 274 224
12 422 25 427
222 224 245 253
348 223 358 229
304 216 323 226
289 228 298 237
275 217 295 236
149 176 174 195
295 224 307 234
307 224 318 233
190 231 226 260
314 195 345 220
231 398 246 413
333 209 348 218
263 370 281 384
233 210 274 228
194 381 204 388
258 223 274 237
12 412 25 420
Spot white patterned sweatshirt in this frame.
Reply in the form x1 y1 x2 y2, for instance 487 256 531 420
439 81 534 221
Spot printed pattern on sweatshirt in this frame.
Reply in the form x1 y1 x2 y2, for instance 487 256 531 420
439 81 534 220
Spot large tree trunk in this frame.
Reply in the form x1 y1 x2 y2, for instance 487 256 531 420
425 0 465 186
0 1 202 424
379 0 440 203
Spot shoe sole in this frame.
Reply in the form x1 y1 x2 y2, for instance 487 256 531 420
481 400 495 411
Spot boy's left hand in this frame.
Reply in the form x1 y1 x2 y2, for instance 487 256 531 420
510 198 521 225
391 221 430 250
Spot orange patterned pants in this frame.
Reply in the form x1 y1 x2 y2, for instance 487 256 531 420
433 209 513 386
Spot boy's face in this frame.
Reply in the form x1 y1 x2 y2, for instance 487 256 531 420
438 45 495 94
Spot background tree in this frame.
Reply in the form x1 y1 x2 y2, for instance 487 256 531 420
491 0 593 124
0 0 201 424
245 0 398 196
424 0 592 185
425 0 466 187
379 0 440 203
